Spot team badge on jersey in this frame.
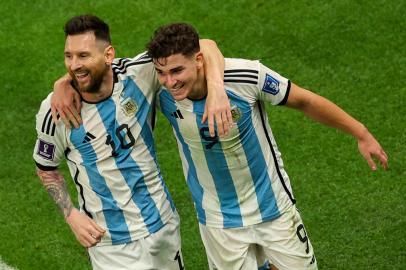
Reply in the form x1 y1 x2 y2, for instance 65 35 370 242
37 139 55 160
121 97 138 117
262 73 280 95
230 104 242 123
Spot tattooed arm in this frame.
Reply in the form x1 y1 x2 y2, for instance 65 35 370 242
36 168 73 217
36 168 105 247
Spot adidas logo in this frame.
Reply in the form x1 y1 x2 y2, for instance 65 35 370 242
171 109 184 119
82 132 96 143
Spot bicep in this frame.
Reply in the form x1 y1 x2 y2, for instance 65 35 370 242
285 83 315 110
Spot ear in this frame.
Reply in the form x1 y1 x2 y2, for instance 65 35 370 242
195 51 204 70
104 45 115 66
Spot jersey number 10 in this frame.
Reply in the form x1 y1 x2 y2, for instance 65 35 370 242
105 124 135 157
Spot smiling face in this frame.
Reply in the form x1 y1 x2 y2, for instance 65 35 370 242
154 52 205 100
64 31 111 94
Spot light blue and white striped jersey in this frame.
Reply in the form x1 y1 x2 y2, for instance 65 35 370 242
33 53 175 245
158 58 296 228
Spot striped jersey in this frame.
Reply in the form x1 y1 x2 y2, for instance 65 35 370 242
158 58 296 228
33 53 175 245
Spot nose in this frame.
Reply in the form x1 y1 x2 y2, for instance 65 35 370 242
163 74 176 88
69 56 83 71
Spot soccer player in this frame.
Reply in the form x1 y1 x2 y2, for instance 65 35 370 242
33 15 230 270
51 22 388 270
145 23 388 269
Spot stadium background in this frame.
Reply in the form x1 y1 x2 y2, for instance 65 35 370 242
0 0 404 269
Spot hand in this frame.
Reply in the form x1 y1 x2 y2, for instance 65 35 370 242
65 208 106 248
357 131 388 171
51 74 82 128
202 80 233 137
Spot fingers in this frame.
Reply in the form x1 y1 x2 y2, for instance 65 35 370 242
204 109 234 137
51 106 59 124
215 112 224 137
66 106 81 129
376 149 389 170
226 107 233 129
79 224 105 248
207 113 216 137
365 154 378 171
202 110 208 126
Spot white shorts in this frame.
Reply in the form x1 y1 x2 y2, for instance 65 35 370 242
199 206 317 270
88 212 185 270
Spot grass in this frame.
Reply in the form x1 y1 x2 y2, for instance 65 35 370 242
0 0 404 269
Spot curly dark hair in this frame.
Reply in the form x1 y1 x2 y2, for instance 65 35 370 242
147 23 200 62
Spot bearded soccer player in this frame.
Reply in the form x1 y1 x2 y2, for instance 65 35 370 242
33 15 230 270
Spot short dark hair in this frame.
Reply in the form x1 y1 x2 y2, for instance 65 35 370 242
64 14 111 44
147 23 200 61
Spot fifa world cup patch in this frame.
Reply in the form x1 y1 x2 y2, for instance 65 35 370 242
121 97 138 117
262 73 280 95
37 139 55 160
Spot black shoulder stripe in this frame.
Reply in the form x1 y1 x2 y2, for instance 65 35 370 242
41 109 51 133
113 58 132 69
224 74 258 80
224 79 257 85
224 69 258 74
113 59 153 75
41 109 56 136
113 54 151 69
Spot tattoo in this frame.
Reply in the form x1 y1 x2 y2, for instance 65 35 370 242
36 168 73 218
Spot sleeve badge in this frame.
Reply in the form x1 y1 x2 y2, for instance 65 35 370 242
37 139 55 160
262 73 280 95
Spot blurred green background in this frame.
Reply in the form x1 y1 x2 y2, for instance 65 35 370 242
0 0 404 269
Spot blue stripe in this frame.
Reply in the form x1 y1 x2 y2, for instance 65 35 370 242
258 260 271 270
193 99 243 228
158 90 206 224
228 91 279 220
70 125 130 244
122 79 175 212
97 80 165 234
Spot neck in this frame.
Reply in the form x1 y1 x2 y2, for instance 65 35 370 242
80 69 114 102
188 68 207 100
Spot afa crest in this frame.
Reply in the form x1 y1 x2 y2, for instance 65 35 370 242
230 104 242 123
121 97 138 117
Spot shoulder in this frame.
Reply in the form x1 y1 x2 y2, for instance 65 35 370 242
35 92 64 135
224 58 260 86
112 52 154 76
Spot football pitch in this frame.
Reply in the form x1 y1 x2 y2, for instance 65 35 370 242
0 0 404 269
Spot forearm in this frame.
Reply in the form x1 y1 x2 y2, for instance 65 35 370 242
199 39 224 93
302 93 367 139
36 168 74 219
287 84 368 139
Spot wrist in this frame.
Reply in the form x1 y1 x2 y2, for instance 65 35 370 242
64 206 76 223
354 124 370 140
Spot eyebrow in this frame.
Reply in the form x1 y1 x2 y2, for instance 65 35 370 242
154 66 185 73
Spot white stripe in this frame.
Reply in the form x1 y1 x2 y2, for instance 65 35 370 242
0 257 18 270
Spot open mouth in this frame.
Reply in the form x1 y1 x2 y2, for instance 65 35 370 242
74 71 90 82
171 82 185 92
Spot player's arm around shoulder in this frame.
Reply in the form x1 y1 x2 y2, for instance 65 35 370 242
285 83 388 171
200 39 233 137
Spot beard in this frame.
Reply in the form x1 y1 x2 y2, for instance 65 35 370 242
71 64 109 94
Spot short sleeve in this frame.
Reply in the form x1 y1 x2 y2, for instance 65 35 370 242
258 63 291 105
33 93 67 170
